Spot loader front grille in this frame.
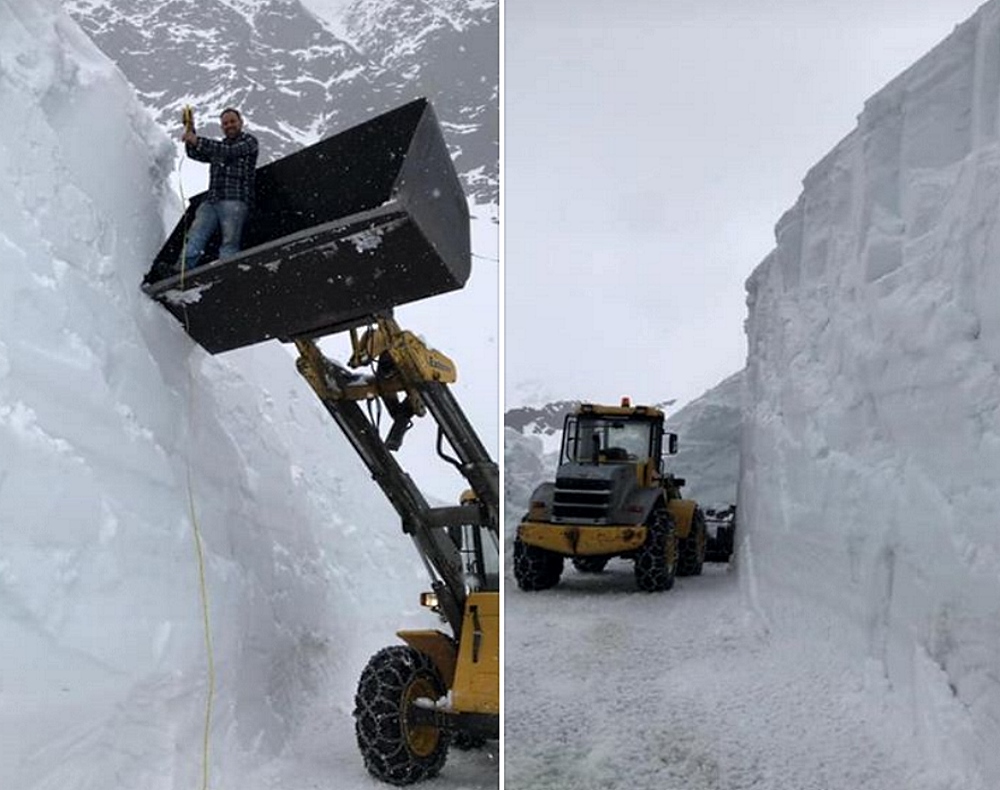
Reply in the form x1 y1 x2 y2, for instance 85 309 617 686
552 478 612 522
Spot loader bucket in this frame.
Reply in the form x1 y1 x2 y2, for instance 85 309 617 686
142 98 470 354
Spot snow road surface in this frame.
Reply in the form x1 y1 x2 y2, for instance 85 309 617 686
236 704 499 788
504 562 972 790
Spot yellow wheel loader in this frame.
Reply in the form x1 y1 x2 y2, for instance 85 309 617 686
144 99 498 785
515 399 707 592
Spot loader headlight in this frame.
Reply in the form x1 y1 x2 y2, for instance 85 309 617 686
420 592 439 610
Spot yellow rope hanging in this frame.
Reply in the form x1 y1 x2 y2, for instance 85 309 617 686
185 418 216 790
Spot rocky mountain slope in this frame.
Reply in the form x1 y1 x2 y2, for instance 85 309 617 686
504 396 678 440
63 0 497 206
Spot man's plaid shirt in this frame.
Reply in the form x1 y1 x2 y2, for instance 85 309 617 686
186 132 259 204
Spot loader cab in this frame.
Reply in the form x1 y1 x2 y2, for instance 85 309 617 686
560 407 663 467
455 490 500 592
456 523 500 592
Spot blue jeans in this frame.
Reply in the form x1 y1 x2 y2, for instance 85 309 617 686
180 199 249 270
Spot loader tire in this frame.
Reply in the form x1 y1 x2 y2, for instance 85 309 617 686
513 536 563 590
634 506 677 592
677 507 707 577
354 645 450 785
572 556 610 573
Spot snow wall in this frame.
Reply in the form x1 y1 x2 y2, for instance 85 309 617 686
741 2 1000 784
0 2 432 787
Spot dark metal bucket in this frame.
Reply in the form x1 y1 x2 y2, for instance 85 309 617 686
143 98 470 354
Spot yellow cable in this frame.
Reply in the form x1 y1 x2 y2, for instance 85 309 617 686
185 417 215 790
177 118 216 790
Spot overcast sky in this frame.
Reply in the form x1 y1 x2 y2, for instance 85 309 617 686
504 0 988 411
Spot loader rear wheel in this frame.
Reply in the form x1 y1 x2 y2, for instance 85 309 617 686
354 645 450 785
572 556 610 573
513 536 564 590
634 506 677 592
677 507 707 577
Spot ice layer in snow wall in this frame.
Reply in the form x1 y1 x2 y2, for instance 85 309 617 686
145 98 471 354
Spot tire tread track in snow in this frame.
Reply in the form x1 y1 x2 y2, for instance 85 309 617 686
505 563 969 790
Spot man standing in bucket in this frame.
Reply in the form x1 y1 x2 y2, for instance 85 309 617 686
179 107 258 272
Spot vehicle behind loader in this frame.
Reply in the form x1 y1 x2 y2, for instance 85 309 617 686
705 504 737 562
144 99 498 785
514 399 708 592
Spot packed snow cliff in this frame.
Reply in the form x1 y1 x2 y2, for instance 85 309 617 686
742 2 1000 785
0 2 439 787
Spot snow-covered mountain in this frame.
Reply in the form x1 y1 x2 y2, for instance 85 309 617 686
663 370 743 508
505 397 678 443
62 0 498 208
502 429 550 522
0 1 496 788
503 399 578 443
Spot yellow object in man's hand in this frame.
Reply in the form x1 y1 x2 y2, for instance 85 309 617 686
182 105 194 133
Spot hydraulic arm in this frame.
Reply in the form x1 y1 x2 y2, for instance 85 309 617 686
293 315 499 635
